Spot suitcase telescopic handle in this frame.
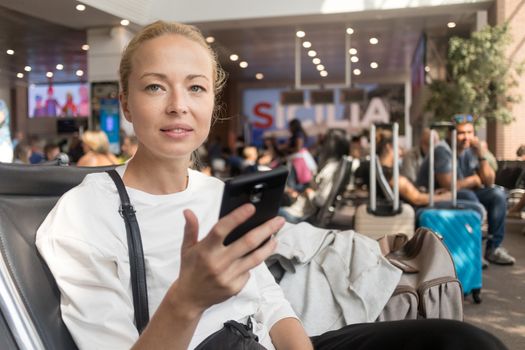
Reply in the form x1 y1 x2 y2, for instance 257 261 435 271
369 122 399 213
429 123 457 207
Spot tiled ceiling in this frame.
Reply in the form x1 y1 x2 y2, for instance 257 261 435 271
0 1 488 87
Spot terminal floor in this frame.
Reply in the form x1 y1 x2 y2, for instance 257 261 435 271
463 217 525 350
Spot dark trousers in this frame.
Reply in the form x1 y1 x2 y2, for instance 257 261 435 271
311 319 507 350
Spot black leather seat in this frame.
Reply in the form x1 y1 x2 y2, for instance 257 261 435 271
0 163 115 350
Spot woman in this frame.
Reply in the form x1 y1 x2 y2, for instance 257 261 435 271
36 21 309 349
36 21 505 350
376 129 451 206
77 130 119 166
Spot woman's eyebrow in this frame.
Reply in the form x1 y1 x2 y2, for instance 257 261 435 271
139 72 168 80
186 74 210 81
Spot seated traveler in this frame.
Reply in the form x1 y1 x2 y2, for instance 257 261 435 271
375 129 452 207
416 115 515 265
400 128 436 184
35 21 507 350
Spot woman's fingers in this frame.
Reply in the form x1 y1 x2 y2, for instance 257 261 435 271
205 203 256 245
227 216 284 259
181 209 199 252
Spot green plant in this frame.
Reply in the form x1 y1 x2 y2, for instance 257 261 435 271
426 24 523 125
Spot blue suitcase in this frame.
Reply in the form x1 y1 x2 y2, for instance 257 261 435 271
418 207 482 302
417 123 483 303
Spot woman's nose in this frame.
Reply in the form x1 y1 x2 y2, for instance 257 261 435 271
166 88 188 115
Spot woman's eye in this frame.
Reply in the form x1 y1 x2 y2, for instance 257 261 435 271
146 84 162 92
190 85 205 93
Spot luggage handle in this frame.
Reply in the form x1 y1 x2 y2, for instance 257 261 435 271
369 122 400 213
429 122 457 207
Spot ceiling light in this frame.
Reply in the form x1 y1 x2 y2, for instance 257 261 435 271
346 27 354 35
370 62 379 69
16 73 24 79
353 69 361 76
205 36 215 43
447 22 456 28
120 19 130 26
76 4 86 11
316 64 325 71
255 73 264 80
320 70 328 77
229 54 239 61
350 56 359 63
56 64 64 70
81 44 89 51
425 66 430 72
239 61 248 68
349 48 357 55
369 37 379 45
46 72 53 78
6 49 14 55
296 31 305 38
76 70 84 77
302 41 312 48
312 58 321 65
24 66 31 72
307 50 317 57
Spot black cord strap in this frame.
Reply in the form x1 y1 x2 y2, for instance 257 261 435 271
106 170 150 333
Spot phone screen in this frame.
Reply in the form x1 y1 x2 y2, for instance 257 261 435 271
220 167 289 246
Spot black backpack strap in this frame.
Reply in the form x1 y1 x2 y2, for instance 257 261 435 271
106 170 150 333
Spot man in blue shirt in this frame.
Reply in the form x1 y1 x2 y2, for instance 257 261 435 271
417 117 515 265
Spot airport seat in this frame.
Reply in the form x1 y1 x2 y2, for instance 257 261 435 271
0 163 115 350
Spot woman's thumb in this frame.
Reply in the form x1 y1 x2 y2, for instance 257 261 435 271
182 209 199 251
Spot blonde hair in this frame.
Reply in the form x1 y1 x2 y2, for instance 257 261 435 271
82 130 110 154
119 20 227 99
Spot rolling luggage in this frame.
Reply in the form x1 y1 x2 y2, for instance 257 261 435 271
416 123 483 303
354 123 415 240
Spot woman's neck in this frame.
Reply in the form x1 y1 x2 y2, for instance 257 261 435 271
123 149 191 195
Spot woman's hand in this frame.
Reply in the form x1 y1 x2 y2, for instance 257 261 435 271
171 204 285 314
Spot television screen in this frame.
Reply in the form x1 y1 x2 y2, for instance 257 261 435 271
280 90 304 105
28 82 90 118
310 90 334 104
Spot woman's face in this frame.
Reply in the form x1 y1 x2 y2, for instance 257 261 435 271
121 34 215 162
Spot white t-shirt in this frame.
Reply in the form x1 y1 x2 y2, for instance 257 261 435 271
36 166 296 350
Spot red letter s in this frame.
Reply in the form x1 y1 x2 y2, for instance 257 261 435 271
252 102 273 128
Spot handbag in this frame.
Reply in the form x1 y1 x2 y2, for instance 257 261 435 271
376 227 463 321
195 318 266 350
291 149 315 184
106 170 265 349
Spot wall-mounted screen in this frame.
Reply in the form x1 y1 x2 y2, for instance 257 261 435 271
28 82 90 118
280 90 304 105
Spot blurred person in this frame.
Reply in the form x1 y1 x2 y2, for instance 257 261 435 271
516 144 525 160
479 140 498 172
376 129 451 207
12 141 31 164
77 130 119 166
417 115 515 265
28 135 45 164
11 130 25 149
62 92 78 117
349 135 363 160
120 134 139 162
0 99 14 163
241 146 259 173
44 85 60 117
401 128 437 184
33 95 46 117
44 142 61 161
67 132 85 163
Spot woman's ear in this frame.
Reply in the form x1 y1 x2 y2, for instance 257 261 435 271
119 92 132 123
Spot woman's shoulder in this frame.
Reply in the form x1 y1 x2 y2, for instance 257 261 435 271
189 168 224 189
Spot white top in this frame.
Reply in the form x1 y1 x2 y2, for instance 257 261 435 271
36 166 296 350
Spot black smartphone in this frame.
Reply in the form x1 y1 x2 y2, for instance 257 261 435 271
220 166 289 246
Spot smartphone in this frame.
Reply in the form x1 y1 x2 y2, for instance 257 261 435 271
220 166 289 246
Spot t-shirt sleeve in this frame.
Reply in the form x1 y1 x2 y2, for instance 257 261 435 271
252 263 298 331
434 145 452 174
36 193 138 349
